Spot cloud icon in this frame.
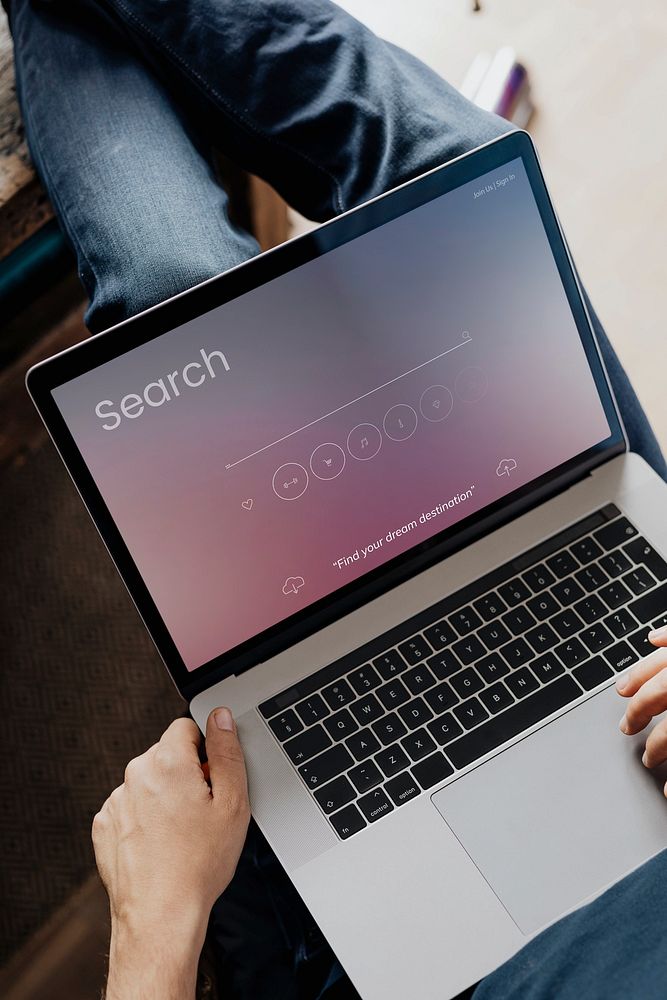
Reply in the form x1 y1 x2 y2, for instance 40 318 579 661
496 458 518 477
282 575 305 596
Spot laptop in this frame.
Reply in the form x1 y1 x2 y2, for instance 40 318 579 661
27 131 667 998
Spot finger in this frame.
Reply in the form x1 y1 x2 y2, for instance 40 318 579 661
155 717 203 772
648 623 667 648
643 717 667 769
615 645 667 697
621 667 667 735
205 708 249 812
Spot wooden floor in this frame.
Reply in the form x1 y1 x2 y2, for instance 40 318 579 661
3 2 666 998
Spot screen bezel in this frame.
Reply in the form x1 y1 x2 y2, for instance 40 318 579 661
27 132 626 700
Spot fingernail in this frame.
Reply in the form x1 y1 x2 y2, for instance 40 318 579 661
642 750 650 767
616 674 629 693
649 625 667 641
619 716 629 734
214 707 234 731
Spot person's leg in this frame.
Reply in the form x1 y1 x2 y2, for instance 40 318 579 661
8 0 258 334
87 0 667 477
473 847 667 999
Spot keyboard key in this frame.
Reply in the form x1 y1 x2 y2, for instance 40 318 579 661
284 725 332 764
412 752 454 789
594 517 638 550
373 650 408 680
299 745 353 788
556 637 588 668
599 549 632 579
478 620 512 649
624 537 667 582
427 649 463 681
453 696 490 730
346 728 381 761
525 623 559 654
506 666 540 699
448 606 483 636
552 577 585 606
580 623 614 653
424 619 457 649
473 592 508 621
575 564 610 594
623 567 657 596
573 656 613 691
401 727 437 762
498 577 532 607
399 635 432 665
295 693 329 725
322 679 355 710
404 665 436 696
269 709 303 742
348 664 382 695
349 760 383 794
330 803 365 839
527 593 561 621
598 580 633 611
574 595 606 624
500 637 533 669
652 613 667 631
385 770 422 806
502 606 538 636
629 628 653 658
480 681 515 714
358 788 394 824
427 712 464 746
398 696 434 730
605 608 638 638
550 609 585 639
477 652 511 684
372 712 408 746
314 775 356 814
546 550 579 578
522 564 556 593
446 676 582 770
376 678 410 711
629 582 667 625
324 708 359 741
531 652 565 684
376 743 410 778
453 635 486 665
424 681 458 715
349 693 384 727
603 640 637 673
451 667 484 699
571 537 603 565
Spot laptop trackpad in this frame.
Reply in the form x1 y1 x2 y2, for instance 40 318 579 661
432 685 667 935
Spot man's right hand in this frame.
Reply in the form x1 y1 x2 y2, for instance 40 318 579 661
617 625 667 779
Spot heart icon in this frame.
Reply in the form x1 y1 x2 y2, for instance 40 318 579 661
241 498 254 511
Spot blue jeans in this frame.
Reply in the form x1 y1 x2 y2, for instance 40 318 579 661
8 1 667 996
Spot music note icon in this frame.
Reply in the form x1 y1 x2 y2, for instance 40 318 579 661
347 423 381 461
360 436 369 449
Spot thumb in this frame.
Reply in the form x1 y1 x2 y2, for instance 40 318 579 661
205 708 249 810
649 624 667 648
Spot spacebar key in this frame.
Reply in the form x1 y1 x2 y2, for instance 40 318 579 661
446 676 582 770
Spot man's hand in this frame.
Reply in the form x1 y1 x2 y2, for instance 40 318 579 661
618 625 667 778
92 707 250 1000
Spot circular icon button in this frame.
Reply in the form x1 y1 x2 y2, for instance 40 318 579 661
272 462 309 501
419 385 454 422
310 442 346 481
383 404 418 441
347 423 382 461
455 366 488 403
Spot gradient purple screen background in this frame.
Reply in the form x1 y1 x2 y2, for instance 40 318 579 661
53 158 610 670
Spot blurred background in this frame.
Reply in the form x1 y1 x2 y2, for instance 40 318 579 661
1 1 665 997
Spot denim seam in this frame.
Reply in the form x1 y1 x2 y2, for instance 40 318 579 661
102 0 346 215
14 5 102 303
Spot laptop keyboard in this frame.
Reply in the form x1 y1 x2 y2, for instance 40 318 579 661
259 504 667 840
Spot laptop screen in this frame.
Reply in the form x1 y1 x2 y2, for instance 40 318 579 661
52 155 611 674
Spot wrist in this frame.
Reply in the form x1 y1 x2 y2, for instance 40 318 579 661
106 908 208 1000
